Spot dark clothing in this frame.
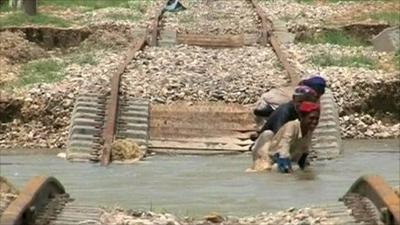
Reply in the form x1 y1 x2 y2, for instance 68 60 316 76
259 101 299 134
253 104 275 118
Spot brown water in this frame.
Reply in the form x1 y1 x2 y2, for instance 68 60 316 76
0 139 399 217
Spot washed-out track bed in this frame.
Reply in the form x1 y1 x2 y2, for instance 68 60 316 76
66 0 342 166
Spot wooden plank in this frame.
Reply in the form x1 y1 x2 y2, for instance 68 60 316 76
176 33 245 48
151 137 254 145
150 138 251 149
150 148 242 155
149 127 254 139
149 142 249 151
150 119 256 130
150 112 255 125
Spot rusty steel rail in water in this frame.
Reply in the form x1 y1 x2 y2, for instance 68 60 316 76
345 175 400 225
0 176 65 225
100 36 148 166
101 1 168 165
248 0 300 85
101 4 166 165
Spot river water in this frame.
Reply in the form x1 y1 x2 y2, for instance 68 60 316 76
0 139 399 217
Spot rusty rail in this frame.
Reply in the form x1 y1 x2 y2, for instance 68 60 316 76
100 36 148 166
345 175 400 225
0 176 65 225
150 6 166 46
101 2 166 166
248 0 300 85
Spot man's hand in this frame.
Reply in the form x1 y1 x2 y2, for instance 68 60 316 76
273 153 292 173
249 132 259 141
298 153 309 170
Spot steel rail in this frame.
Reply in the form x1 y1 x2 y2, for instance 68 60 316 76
150 6 166 46
345 175 400 225
0 176 65 225
100 35 148 166
101 2 166 166
248 0 300 85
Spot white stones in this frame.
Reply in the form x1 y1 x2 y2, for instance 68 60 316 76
162 0 260 35
121 45 289 105
100 206 342 225
259 0 396 30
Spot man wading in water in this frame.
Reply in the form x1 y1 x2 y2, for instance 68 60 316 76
253 75 326 126
247 101 321 173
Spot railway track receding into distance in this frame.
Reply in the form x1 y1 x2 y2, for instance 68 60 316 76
66 0 342 165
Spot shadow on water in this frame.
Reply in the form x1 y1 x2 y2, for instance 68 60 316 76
0 139 399 217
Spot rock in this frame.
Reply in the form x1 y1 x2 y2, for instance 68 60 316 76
204 212 224 223
372 26 400 52
365 129 374 137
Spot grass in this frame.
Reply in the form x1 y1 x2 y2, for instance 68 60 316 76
295 0 397 2
19 59 66 86
0 11 70 27
105 13 141 22
69 52 98 66
300 30 368 46
0 0 152 11
0 4 12 12
369 11 400 26
38 0 133 10
3 51 99 89
311 53 377 69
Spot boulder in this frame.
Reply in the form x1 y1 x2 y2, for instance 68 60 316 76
371 26 400 52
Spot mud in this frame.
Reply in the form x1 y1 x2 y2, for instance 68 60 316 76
0 26 92 49
294 23 391 44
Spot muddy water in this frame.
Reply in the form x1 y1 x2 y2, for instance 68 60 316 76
0 139 399 217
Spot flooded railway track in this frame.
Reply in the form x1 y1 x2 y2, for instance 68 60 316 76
1 175 398 225
66 0 342 165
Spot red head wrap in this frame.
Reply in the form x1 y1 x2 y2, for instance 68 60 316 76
299 101 320 113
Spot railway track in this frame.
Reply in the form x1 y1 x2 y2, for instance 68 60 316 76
1 175 398 225
66 0 342 165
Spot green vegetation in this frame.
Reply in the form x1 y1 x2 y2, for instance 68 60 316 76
39 0 152 12
311 53 376 69
37 0 133 10
105 13 141 22
69 52 98 66
19 59 66 86
295 0 397 2
0 12 70 27
0 4 12 12
0 0 152 27
369 11 400 26
16 52 99 87
300 30 368 46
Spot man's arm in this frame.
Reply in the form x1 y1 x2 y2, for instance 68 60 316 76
253 105 274 117
260 104 292 134
273 122 298 173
